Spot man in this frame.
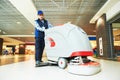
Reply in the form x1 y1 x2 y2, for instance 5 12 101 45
34 10 53 67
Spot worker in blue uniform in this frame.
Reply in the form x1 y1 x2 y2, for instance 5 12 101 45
34 10 53 67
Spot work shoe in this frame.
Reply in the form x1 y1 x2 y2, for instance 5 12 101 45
35 61 49 67
35 61 41 67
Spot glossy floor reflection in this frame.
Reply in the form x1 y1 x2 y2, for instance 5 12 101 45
0 55 120 80
0 55 31 66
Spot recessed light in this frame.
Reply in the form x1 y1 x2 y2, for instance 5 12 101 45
32 32 34 34
16 22 21 24
93 30 96 32
3 31 6 34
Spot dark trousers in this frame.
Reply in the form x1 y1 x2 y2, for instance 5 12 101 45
35 37 45 62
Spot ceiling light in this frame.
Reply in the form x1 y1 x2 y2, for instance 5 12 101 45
16 22 21 24
32 32 34 34
93 30 96 32
3 31 6 34
113 28 118 30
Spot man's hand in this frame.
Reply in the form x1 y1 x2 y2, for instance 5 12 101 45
42 27 45 31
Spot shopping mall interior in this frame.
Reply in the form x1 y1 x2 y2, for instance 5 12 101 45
0 0 120 80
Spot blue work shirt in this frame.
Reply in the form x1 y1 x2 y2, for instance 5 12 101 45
34 19 53 38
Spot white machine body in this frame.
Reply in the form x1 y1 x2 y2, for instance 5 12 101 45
45 23 93 61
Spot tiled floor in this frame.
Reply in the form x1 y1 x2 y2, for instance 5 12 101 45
0 55 120 80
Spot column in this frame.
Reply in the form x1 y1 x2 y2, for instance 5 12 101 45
0 38 3 55
19 44 25 54
96 14 114 59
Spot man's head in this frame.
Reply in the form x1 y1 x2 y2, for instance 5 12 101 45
37 10 44 20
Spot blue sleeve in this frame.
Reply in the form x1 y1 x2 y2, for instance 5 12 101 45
34 20 44 31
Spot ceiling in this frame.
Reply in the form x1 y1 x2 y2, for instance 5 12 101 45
0 0 109 45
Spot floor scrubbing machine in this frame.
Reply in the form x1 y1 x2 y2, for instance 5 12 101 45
45 23 101 75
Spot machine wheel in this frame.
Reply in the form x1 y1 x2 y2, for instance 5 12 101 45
58 57 68 69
